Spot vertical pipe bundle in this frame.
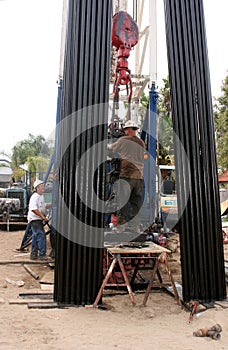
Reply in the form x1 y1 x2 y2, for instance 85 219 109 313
54 0 112 305
164 0 226 302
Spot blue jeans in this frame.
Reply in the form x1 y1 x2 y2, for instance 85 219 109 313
30 220 46 257
20 222 32 248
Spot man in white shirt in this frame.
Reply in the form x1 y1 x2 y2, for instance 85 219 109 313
28 179 49 260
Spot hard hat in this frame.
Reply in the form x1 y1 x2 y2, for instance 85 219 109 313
123 120 139 129
33 179 44 189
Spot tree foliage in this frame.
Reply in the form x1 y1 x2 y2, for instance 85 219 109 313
134 80 174 165
27 156 50 173
157 77 174 165
214 74 228 172
11 134 52 168
10 134 53 182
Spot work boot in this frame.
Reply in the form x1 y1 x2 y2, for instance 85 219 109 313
30 253 38 260
38 255 51 260
15 247 28 253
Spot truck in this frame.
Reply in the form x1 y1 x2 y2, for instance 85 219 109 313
0 161 29 223
0 161 12 188
0 181 30 230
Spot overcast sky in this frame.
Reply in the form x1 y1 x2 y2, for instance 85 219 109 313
0 0 227 155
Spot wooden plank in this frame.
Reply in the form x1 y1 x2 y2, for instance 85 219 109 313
40 284 54 292
9 298 53 304
19 292 53 299
19 290 53 296
27 302 65 309
39 270 54 284
107 242 170 255
0 260 54 265
23 264 39 280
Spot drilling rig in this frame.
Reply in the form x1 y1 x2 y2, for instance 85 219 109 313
53 0 226 305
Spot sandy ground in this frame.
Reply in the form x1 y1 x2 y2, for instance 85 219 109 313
0 229 228 350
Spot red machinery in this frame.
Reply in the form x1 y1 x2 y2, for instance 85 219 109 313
103 246 155 285
112 11 139 119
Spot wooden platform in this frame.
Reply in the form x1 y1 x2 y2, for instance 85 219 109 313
93 242 181 307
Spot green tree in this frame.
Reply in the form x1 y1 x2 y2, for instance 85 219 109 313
10 134 53 182
11 134 52 168
13 167 26 182
157 77 174 165
214 74 228 172
139 91 149 109
132 81 174 165
27 156 50 173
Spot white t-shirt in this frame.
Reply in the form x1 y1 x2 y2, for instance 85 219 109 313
27 192 46 222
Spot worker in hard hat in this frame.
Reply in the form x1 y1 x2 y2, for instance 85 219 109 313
108 120 145 233
27 179 49 260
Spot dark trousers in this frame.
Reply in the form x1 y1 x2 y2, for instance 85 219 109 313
20 222 32 248
117 178 143 227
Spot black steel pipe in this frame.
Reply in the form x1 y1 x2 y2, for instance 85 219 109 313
164 0 226 302
54 0 112 305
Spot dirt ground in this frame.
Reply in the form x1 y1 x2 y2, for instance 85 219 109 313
0 229 228 350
